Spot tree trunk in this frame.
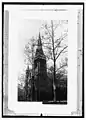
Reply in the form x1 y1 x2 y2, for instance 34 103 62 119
53 58 56 102
51 20 56 102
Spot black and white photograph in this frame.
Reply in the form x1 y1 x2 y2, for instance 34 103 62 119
2 3 84 117
17 19 68 103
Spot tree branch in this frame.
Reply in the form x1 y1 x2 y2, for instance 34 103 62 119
46 55 54 61
55 46 68 60
44 24 52 38
53 23 60 31
56 64 67 73
42 36 51 41
42 42 51 45
43 45 53 51
54 32 68 50
62 51 68 54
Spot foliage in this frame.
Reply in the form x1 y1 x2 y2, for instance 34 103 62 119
18 20 68 101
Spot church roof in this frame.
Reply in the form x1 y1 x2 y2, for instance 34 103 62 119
34 32 46 60
38 32 42 46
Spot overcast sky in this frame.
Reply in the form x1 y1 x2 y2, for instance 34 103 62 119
8 6 68 82
18 19 68 68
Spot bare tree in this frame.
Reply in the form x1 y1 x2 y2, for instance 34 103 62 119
24 37 38 100
41 20 68 101
23 20 68 102
24 37 37 67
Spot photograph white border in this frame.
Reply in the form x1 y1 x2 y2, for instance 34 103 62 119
3 4 83 116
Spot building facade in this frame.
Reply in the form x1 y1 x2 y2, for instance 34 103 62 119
33 33 53 101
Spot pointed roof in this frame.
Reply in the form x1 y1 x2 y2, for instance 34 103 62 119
34 32 46 60
38 32 42 46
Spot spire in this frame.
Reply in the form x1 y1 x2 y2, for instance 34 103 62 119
34 32 46 60
38 32 42 46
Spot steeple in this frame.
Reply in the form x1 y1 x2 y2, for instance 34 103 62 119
35 32 46 60
38 32 42 47
34 33 51 102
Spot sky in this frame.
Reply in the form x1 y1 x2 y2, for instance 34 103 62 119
18 19 68 72
8 5 68 83
17 19 68 85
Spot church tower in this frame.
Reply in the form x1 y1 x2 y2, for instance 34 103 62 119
34 33 49 101
34 32 47 75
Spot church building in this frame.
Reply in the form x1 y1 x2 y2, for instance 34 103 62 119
33 33 53 101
